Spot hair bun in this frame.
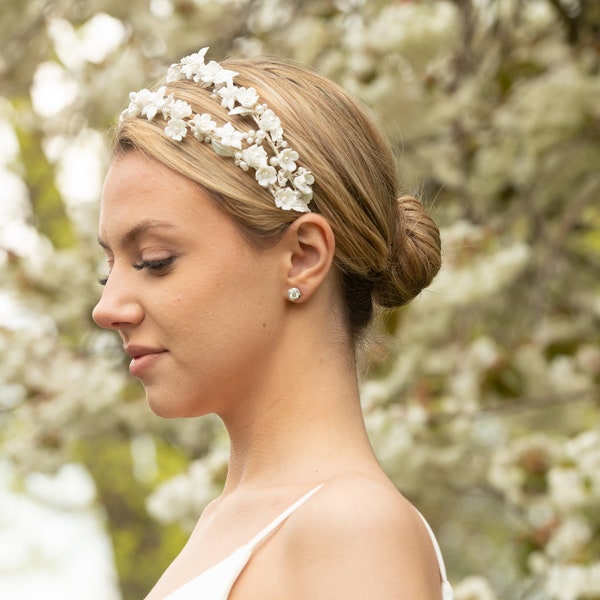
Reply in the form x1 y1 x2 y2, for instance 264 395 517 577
373 195 441 309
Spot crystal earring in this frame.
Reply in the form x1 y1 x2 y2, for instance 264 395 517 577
287 287 302 302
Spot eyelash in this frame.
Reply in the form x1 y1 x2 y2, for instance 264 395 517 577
98 257 176 286
132 257 176 272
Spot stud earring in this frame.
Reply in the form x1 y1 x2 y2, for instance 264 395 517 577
287 287 302 302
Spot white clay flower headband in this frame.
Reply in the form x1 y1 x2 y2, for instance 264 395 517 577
120 47 314 213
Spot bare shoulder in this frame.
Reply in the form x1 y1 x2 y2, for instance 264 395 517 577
279 474 444 600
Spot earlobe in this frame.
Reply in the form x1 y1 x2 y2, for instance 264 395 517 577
283 214 336 302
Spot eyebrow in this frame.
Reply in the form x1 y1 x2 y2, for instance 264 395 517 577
98 220 177 250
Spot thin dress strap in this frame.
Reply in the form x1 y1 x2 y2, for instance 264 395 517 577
162 484 325 600
245 484 324 551
415 509 454 600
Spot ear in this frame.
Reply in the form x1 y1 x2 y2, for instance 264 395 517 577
281 213 336 302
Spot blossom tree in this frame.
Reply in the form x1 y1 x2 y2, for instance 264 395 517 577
0 1 598 598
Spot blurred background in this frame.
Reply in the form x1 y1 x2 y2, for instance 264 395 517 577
0 1 599 599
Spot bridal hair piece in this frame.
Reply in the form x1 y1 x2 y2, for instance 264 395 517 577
120 47 314 213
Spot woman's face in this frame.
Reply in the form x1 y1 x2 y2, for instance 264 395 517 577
93 152 286 418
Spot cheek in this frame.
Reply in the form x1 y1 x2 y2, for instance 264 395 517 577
163 290 190 320
169 292 186 310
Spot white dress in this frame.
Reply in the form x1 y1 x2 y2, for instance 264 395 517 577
163 484 453 600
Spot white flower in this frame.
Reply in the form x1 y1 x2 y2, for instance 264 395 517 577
278 148 299 171
217 82 240 110
129 86 168 120
191 113 216 137
236 86 259 108
213 122 244 150
141 100 162 120
197 60 222 84
255 165 277 187
180 48 208 79
126 91 145 113
275 189 310 212
293 171 314 196
242 144 268 169
168 99 192 120
164 119 188 141
258 109 282 138
165 64 183 83
275 188 298 210
128 88 152 106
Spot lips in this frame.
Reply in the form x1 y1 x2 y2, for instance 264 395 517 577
124 345 165 359
124 345 167 377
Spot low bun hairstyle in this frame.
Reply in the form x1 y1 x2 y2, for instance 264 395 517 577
373 196 442 309
115 54 441 341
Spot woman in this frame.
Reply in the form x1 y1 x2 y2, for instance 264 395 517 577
93 48 452 600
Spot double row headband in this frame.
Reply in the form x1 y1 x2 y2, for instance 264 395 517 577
120 47 314 213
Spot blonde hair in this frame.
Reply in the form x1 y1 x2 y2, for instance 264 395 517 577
115 56 441 339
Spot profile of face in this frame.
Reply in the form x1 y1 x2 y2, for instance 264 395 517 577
92 152 290 418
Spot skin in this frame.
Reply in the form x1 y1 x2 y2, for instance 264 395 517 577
93 151 444 600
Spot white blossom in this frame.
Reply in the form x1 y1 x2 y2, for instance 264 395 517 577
164 118 187 141
293 171 314 196
274 188 309 212
255 165 277 187
213 122 244 151
258 109 283 138
278 148 299 171
191 113 216 137
168 99 192 121
235 86 259 108
128 86 168 120
241 144 268 169
179 48 208 79
217 81 240 110
165 64 183 83
198 60 224 85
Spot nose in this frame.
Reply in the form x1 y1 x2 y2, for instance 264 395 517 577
92 272 144 331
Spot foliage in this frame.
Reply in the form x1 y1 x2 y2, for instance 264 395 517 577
0 1 599 598
77 436 190 598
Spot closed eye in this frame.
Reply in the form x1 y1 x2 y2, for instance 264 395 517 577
132 257 176 272
98 257 176 286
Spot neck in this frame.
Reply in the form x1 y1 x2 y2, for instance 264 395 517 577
219 341 377 495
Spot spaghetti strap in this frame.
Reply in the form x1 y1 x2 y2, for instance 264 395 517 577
415 509 454 600
245 484 324 551
162 484 325 600
163 484 452 600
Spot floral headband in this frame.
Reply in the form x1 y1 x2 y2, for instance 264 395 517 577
120 47 313 213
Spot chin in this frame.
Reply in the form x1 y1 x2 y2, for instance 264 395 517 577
146 392 207 419
146 394 183 419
